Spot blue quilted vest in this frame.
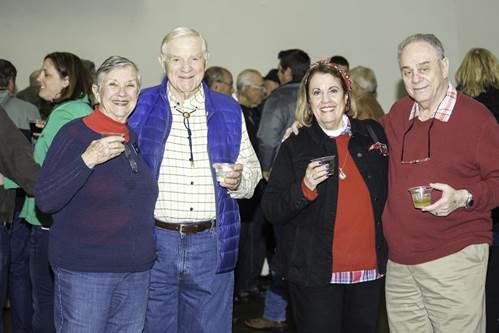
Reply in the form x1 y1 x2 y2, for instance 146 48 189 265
129 78 241 273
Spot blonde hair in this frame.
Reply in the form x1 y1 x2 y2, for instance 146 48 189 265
160 27 208 60
455 48 499 97
295 63 351 127
350 93 384 120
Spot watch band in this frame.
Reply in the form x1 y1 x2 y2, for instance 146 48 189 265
465 191 474 209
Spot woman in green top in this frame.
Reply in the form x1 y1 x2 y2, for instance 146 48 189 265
24 52 92 333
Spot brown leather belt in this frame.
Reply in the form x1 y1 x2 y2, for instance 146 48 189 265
154 219 216 234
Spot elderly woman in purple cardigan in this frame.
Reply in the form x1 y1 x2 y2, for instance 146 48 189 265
35 56 158 333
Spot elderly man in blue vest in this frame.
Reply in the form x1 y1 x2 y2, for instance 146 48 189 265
129 27 261 333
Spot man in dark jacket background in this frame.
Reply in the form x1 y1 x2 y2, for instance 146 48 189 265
247 49 310 331
0 105 39 333
256 49 311 181
0 59 40 333
0 105 39 232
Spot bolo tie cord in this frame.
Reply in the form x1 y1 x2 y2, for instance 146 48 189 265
183 116 194 167
174 103 198 167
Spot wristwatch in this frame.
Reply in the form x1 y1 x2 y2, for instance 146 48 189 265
465 191 474 209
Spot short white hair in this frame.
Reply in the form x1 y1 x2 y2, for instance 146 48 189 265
236 69 261 93
96 55 141 88
160 27 208 60
350 66 377 94
398 33 445 64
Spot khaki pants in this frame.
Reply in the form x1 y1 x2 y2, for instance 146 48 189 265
386 244 488 333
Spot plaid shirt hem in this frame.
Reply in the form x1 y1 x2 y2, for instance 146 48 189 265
330 269 383 284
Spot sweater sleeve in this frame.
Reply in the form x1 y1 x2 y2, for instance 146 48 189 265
256 94 288 172
36 107 78 165
467 119 499 212
228 115 262 199
261 140 313 224
0 107 39 195
34 126 93 214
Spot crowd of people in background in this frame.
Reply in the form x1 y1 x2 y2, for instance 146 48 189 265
1 27 499 333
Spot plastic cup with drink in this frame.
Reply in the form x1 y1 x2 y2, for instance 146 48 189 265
408 186 433 209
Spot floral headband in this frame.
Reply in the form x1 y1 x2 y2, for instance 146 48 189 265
303 58 352 93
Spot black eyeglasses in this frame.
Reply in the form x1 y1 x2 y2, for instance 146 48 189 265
124 145 138 173
400 115 436 164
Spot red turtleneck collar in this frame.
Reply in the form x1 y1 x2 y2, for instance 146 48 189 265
83 106 130 143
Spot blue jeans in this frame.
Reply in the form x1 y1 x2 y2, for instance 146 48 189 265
53 267 151 333
144 227 234 333
263 271 288 322
29 225 54 333
0 217 33 333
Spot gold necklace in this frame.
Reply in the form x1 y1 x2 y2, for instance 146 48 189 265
338 152 348 180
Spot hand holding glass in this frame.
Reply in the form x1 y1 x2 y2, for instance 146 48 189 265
408 186 433 208
213 163 235 182
310 155 335 176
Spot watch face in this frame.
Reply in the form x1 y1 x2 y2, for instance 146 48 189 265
466 194 474 209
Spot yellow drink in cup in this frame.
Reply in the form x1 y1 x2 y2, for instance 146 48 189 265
408 186 433 209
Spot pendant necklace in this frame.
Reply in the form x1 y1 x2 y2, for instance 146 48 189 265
173 102 198 167
338 153 348 180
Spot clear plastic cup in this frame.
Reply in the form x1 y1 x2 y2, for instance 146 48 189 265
213 163 235 182
408 186 433 208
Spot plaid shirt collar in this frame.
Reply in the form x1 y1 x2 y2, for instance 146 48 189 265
167 83 205 106
409 83 457 122
337 114 352 136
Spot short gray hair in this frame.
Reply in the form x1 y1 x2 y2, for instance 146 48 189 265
160 27 208 60
236 69 261 93
398 33 445 63
96 55 141 87
350 66 377 94
204 66 230 88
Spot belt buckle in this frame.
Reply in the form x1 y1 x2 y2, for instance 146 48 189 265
178 224 187 235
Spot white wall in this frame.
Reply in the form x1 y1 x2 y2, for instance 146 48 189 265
2 0 498 111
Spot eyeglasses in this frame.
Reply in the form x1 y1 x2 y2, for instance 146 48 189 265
124 145 138 173
400 115 436 164
248 84 266 92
